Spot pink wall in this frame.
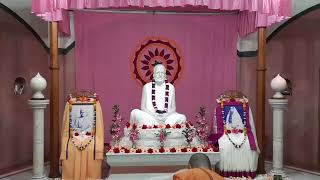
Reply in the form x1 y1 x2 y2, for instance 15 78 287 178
1 6 320 175
0 9 50 174
239 10 320 172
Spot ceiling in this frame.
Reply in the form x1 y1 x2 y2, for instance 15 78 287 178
0 0 320 50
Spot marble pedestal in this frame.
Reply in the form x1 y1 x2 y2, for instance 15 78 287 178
29 99 50 180
268 98 288 178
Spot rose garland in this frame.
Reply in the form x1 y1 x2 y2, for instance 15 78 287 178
68 98 96 151
221 99 248 149
152 80 169 114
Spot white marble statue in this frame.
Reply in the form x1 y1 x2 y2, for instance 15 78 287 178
130 63 186 126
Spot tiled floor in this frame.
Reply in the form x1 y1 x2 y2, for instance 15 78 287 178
1 164 319 180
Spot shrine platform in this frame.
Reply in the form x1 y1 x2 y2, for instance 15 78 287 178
105 152 220 175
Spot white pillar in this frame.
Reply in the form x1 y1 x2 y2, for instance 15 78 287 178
29 99 50 179
268 98 288 177
29 73 49 180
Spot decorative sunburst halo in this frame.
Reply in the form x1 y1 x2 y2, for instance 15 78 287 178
132 37 183 85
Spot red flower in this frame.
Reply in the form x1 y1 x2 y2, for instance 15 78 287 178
136 149 142 153
153 125 158 128
181 148 188 152
124 149 130 153
186 124 190 128
230 98 236 102
202 148 208 152
192 147 198 152
166 124 171 128
86 132 91 136
170 148 176 153
113 148 120 153
142 125 148 129
147 148 153 153
126 122 130 128
132 124 137 130
212 146 219 152
188 121 193 126
105 146 111 153
175 124 181 129
159 147 165 153
74 132 79 136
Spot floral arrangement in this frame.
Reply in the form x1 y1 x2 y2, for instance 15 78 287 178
155 128 171 148
128 124 139 148
110 104 123 146
182 121 195 148
195 106 209 146
106 145 219 154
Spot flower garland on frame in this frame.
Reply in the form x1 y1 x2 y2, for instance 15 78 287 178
216 97 257 151
68 98 97 151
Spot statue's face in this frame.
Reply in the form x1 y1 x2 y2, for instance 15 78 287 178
153 64 166 83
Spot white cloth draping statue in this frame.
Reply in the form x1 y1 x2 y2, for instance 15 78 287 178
130 63 186 126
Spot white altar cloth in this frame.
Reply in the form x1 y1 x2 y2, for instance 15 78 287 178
105 152 220 167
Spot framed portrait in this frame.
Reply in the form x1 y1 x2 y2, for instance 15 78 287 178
70 104 95 133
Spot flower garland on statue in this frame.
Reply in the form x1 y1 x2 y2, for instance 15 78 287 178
129 124 140 148
182 121 195 148
152 80 169 114
110 104 123 146
195 107 209 146
155 128 171 148
220 99 247 149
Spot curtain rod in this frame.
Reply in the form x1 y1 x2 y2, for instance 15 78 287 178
83 9 239 15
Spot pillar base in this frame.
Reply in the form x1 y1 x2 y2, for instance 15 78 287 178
31 175 48 180
270 169 288 179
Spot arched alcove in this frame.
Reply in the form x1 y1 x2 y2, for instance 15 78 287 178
239 7 320 172
0 6 50 174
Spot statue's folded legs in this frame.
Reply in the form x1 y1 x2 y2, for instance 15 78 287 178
131 109 186 126
130 109 159 126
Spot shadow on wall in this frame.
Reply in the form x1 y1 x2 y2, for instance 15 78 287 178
238 8 320 172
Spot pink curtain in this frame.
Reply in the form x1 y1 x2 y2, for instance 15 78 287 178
74 11 238 142
32 0 292 32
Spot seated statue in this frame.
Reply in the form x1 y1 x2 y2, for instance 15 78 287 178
130 63 186 126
